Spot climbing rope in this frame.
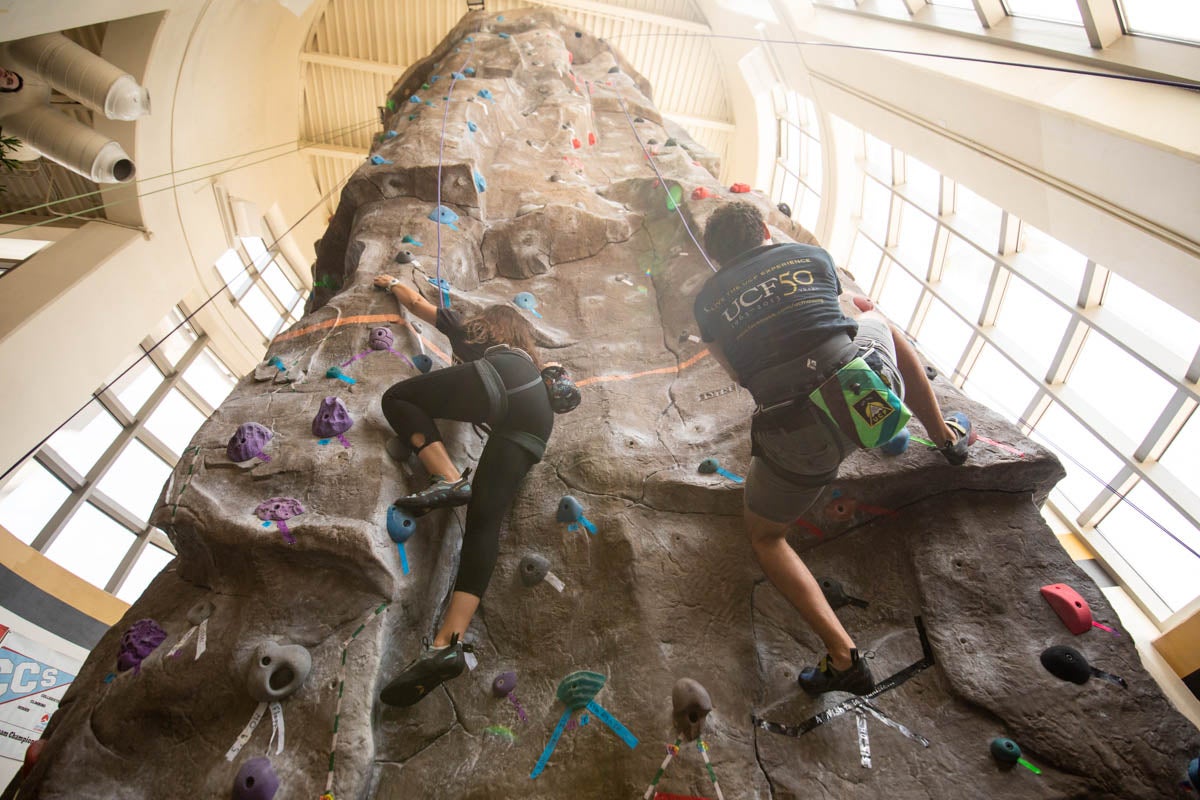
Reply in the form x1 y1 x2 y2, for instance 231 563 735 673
433 31 481 308
0 167 355 485
595 42 718 273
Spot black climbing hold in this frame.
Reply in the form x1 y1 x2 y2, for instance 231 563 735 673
647 138 658 145
665 138 677 146
518 554 550 587
817 576 869 610
608 66 619 73
548 173 561 182
777 201 792 217
574 31 583 38
924 364 938 380
634 116 645 123
989 737 1021 765
1040 645 1091 684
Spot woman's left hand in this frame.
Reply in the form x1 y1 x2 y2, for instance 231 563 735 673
373 274 397 289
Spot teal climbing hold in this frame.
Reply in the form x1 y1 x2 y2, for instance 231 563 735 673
430 75 441 83
384 130 398 138
514 291 542 319
452 71 465 80
408 95 420 104
326 366 356 385
369 154 392 165
498 32 511 39
423 100 435 107
467 120 478 132
465 36 474 43
464 66 476 76
556 671 606 711
429 205 460 230
473 171 487 192
401 234 423 246
477 89 493 102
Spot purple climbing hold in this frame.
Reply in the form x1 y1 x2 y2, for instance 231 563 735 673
233 757 280 800
117 619 167 673
227 422 272 463
312 396 353 437
255 497 304 523
493 671 518 697
369 327 395 351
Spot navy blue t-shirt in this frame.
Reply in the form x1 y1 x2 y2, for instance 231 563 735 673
693 243 858 383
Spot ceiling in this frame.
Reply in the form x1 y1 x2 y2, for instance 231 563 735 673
299 0 735 217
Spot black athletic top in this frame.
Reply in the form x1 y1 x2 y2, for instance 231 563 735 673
437 308 490 363
693 243 858 383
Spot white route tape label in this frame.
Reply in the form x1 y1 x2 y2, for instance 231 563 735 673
195 619 208 660
544 572 565 592
269 701 285 755
166 626 196 659
225 702 268 761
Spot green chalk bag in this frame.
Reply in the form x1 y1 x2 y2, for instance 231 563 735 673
808 355 911 449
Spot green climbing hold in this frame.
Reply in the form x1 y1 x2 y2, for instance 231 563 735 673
422 82 430 90
386 99 396 110
666 184 683 211
556 671 606 711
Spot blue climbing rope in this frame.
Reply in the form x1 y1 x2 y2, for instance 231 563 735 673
434 32 481 309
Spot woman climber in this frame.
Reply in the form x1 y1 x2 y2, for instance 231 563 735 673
372 272 576 707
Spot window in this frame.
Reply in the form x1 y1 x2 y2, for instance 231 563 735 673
877 259 924 328
1101 272 1200 363
770 90 824 239
938 233 993 322
1116 0 1200 45
1065 329 1175 445
962 345 1039 425
913 298 974 375
0 306 241 603
214 235 310 344
1002 0 1082 25
993 274 1072 378
1033 403 1124 518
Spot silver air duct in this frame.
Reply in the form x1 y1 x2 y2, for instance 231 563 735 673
0 104 135 183
5 33 150 121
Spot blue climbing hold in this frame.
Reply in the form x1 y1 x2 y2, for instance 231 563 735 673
514 291 542 318
452 71 465 80
369 154 392 165
268 356 286 371
326 366 356 385
556 495 596 534
401 234 423 246
881 427 910 456
430 75 441 83
423 100 435 107
384 130 398 139
387 506 417 544
473 171 487 192
467 120 478 132
412 354 433 373
497 15 505 21
1189 756 1199 790
498 32 511 39
408 95 421 104
465 36 474 43
429 205 460 230
477 89 493 102
698 457 744 483
426 276 451 291
464 66 476 76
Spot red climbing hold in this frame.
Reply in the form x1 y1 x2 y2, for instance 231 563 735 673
691 186 715 201
568 51 574 63
572 138 582 149
1040 584 1093 635
730 182 751 193
588 132 597 145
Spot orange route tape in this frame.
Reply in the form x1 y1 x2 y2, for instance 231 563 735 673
271 314 450 365
272 315 712 387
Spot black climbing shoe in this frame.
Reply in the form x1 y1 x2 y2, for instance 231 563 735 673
380 634 473 707
798 649 875 697
940 412 972 466
394 469 472 516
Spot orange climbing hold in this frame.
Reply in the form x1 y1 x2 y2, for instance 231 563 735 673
730 182 751 193
572 138 582 149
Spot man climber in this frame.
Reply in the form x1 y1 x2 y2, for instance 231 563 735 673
692 202 972 696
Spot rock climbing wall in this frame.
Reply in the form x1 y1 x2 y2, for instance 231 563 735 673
11 9 1198 800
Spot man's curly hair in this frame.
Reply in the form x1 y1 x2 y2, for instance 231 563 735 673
703 202 765 268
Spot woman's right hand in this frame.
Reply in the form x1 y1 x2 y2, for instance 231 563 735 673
373 274 397 289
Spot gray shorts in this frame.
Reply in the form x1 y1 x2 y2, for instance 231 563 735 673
744 318 902 523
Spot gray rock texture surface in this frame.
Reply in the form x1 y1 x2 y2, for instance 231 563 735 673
11 9 1197 800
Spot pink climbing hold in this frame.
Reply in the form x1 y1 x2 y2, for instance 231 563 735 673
691 186 715 201
730 182 751 193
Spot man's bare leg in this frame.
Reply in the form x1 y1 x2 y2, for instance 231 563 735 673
746 507 855 670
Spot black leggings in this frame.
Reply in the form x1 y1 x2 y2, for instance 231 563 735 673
381 352 553 597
